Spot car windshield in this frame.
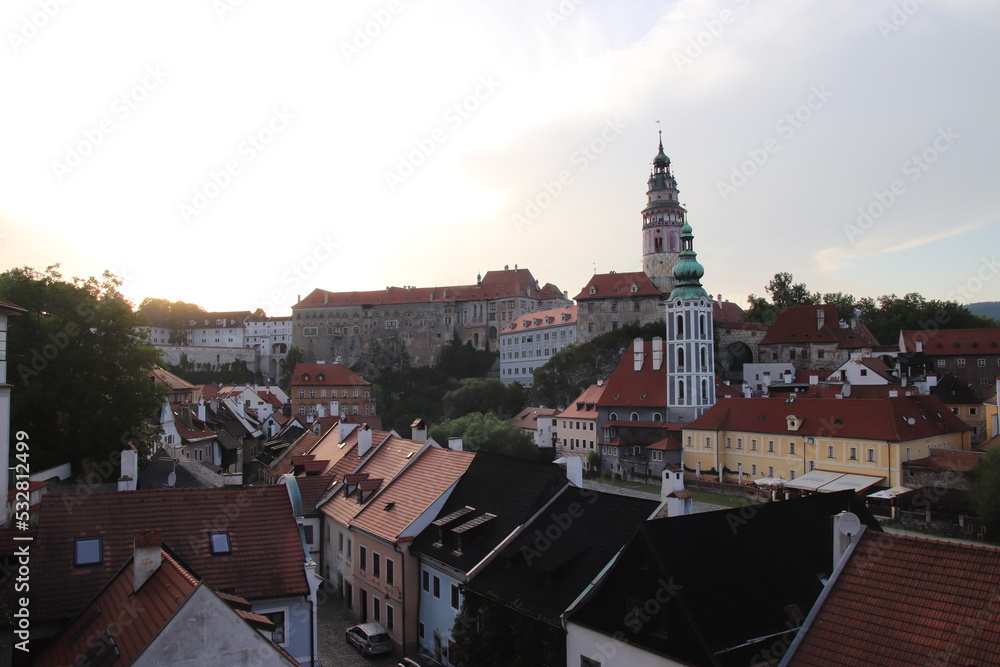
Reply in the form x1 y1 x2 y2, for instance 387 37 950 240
369 633 389 643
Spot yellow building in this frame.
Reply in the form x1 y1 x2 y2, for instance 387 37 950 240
682 396 971 490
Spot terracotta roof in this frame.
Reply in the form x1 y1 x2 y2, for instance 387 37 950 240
291 363 370 387
574 271 660 301
351 447 475 541
900 328 1000 356
557 383 607 419
268 432 322 477
25 486 309 624
647 436 682 451
258 390 285 408
503 305 578 333
715 378 742 399
712 300 745 323
760 305 878 349
788 531 1000 666
318 432 423 526
151 366 197 391
597 341 666 408
687 395 970 441
511 407 560 430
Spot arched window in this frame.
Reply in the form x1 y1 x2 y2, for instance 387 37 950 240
699 314 706 337
676 314 684 337
609 412 618 422
652 412 662 422
677 347 685 368
678 379 685 402
630 412 639 422
702 379 708 402
700 346 707 368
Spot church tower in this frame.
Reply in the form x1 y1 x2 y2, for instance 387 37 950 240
665 222 715 422
641 132 687 295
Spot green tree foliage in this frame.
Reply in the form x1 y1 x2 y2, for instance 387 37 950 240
744 273 994 343
451 592 565 667
442 378 526 420
857 293 994 344
968 447 1000 539
280 346 305 393
429 412 536 459
2 267 166 472
137 297 206 344
528 321 666 410
438 335 498 377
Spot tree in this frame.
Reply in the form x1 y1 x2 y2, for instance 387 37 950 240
451 591 565 667
765 272 820 307
137 297 206 345
968 447 1000 539
429 412 536 459
821 292 857 322
441 378 526 420
858 293 993 344
280 346 305 393
2 267 166 472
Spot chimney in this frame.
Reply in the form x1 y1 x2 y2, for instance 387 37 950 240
809 374 818 386
358 425 373 457
316 402 326 419
915 339 923 353
651 337 664 371
411 419 428 444
633 338 644 372
223 473 243 486
448 437 464 452
562 457 583 487
339 419 354 442
118 448 138 492
659 467 692 517
323 292 329 305
133 531 163 593
180 406 193 429
831 511 862 571
196 397 206 422
816 307 825 329
783 370 793 384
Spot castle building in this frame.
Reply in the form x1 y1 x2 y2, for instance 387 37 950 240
641 134 688 295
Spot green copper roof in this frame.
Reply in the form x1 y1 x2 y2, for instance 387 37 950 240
669 222 709 301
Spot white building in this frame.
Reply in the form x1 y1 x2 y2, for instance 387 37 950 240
498 305 577 386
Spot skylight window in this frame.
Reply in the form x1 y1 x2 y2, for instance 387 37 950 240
75 537 102 566
210 532 232 555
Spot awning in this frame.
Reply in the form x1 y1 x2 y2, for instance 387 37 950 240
816 473 884 493
867 490 896 500
754 477 787 487
784 470 844 492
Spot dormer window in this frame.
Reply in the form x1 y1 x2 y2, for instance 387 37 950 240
302 373 311 382
210 532 232 555
316 374 324 382
74 537 102 567
589 286 597 295
630 284 638 293
786 416 802 432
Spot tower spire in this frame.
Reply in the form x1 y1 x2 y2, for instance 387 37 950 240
641 127 686 295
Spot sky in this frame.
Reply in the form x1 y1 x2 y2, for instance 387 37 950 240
2 0 999 315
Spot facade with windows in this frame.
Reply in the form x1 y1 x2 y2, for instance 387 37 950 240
289 362 375 419
556 382 606 470
899 328 1000 394
291 267 570 367
498 305 577 386
681 395 971 489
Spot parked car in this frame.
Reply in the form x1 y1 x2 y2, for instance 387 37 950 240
345 622 392 656
397 654 440 667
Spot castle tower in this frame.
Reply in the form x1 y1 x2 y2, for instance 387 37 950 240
641 132 687 295
665 223 715 422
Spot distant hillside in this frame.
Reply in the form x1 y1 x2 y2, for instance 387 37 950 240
967 302 1000 322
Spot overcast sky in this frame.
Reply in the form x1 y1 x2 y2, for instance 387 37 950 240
2 0 998 315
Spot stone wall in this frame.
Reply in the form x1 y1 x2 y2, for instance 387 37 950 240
154 345 258 372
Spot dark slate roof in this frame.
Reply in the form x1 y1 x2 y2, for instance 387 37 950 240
411 453 569 573
465 487 659 625
139 447 223 489
932 372 985 405
20 486 309 625
567 491 880 666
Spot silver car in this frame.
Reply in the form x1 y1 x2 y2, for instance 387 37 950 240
345 622 392 656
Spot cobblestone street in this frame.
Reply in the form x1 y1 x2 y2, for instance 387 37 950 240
316 587 399 667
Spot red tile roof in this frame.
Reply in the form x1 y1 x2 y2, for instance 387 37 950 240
557 383 607 419
503 305 578 333
574 271 660 301
269 432 321 477
760 304 878 349
291 363 370 387
687 395 970 442
712 300 745 323
900 328 1000 356
597 341 666 408
351 447 475 541
319 432 423 527
903 449 986 473
511 407 559 430
27 486 309 624
789 531 1000 666
152 366 197 391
